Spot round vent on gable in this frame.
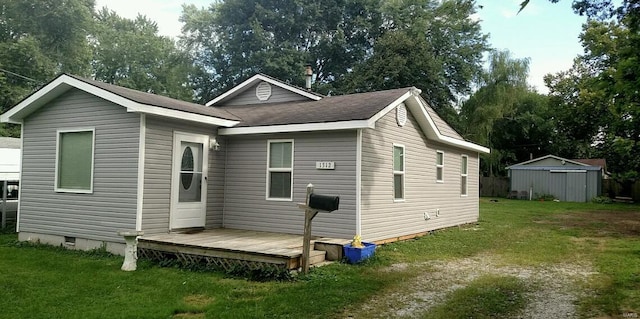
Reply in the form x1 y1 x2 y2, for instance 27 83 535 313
256 82 272 101
396 103 407 126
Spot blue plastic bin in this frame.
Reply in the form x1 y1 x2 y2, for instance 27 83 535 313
343 242 376 264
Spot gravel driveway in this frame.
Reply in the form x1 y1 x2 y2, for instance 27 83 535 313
345 254 597 318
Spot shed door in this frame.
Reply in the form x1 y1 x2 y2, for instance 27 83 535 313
170 132 209 229
566 172 587 202
549 173 567 201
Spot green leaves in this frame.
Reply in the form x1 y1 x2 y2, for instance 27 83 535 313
91 9 195 101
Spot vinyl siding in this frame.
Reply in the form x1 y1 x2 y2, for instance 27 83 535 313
19 89 139 243
223 131 357 238
361 107 479 242
222 81 311 106
141 116 222 234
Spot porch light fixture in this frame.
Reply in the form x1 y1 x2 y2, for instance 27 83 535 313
209 137 220 151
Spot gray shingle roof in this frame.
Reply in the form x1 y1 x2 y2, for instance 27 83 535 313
423 105 464 139
66 74 240 121
222 87 412 127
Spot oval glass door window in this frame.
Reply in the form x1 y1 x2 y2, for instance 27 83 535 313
181 146 194 189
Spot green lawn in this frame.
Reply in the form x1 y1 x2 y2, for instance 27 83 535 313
1 199 638 318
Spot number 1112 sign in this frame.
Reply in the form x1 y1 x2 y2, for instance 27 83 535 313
315 161 335 170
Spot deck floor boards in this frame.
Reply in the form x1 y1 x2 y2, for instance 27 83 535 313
138 229 347 269
139 228 330 258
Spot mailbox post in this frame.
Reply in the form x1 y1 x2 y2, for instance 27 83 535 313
297 183 340 274
301 184 316 274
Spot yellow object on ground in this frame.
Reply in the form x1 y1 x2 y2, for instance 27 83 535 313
351 234 364 248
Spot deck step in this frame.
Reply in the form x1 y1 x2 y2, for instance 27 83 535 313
308 249 326 265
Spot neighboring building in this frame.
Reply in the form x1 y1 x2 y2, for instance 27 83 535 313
0 73 489 254
0 137 20 224
506 155 603 202
572 158 611 179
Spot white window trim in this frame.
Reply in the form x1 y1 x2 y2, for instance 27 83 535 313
461 155 468 197
54 127 95 194
266 139 294 201
393 143 405 202
436 150 444 183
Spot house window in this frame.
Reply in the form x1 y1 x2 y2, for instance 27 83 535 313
55 129 95 193
267 140 293 200
393 144 405 201
461 155 468 196
436 151 444 182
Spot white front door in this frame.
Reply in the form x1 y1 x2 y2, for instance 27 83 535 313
170 132 209 229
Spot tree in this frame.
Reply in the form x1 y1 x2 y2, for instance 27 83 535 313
180 0 383 102
459 50 536 176
545 9 640 178
343 0 488 126
91 9 195 101
0 0 95 137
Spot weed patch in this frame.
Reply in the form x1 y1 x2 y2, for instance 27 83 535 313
423 275 528 319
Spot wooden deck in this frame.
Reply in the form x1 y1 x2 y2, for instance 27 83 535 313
138 229 348 271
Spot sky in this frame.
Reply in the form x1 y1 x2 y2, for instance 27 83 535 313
94 0 589 94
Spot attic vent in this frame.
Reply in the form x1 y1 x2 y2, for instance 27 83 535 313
256 82 272 101
396 103 407 126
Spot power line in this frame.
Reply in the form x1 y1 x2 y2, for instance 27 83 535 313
0 68 40 83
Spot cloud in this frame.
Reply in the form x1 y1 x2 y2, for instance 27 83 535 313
500 8 516 19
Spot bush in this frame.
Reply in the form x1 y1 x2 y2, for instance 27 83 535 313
535 194 556 201
591 196 613 204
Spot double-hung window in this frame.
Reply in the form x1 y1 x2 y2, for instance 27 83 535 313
461 155 468 196
55 128 95 193
393 144 405 201
436 151 444 182
267 140 293 200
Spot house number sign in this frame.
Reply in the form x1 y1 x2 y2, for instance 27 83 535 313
315 161 335 170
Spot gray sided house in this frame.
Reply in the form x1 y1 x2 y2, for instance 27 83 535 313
507 155 603 202
0 73 489 254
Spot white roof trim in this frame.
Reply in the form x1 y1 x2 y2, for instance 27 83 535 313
206 74 322 106
404 92 490 154
506 154 587 169
0 74 239 127
219 120 372 135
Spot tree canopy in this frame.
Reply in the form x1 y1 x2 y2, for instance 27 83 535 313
180 0 489 117
91 9 194 101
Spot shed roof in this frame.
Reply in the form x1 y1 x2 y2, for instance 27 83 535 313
506 154 589 169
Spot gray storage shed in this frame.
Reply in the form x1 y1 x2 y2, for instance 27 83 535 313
506 155 603 202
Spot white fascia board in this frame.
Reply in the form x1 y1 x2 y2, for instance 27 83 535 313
124 104 239 127
410 94 490 154
1 74 239 127
440 135 491 154
206 74 322 106
219 120 372 135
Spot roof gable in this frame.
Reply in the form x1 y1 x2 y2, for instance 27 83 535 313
206 74 323 106
1 74 240 127
506 155 590 169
